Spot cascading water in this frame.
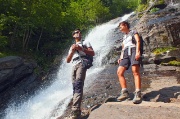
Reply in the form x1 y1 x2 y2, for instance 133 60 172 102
4 12 134 119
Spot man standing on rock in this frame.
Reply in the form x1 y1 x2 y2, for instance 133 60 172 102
66 29 95 119
117 21 142 104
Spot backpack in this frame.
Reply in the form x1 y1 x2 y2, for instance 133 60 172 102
132 33 145 67
132 33 145 55
82 55 93 69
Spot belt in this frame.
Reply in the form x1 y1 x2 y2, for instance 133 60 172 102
73 56 87 61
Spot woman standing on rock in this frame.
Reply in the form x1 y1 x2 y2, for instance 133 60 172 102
117 21 142 104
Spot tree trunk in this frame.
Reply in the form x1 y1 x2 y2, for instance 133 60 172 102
26 29 32 50
22 27 30 52
36 27 43 51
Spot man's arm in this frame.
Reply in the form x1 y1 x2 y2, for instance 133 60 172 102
72 43 95 56
66 51 74 63
83 47 95 56
66 46 75 63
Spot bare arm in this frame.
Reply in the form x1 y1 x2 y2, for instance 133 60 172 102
83 47 95 56
134 34 141 60
66 45 76 63
120 43 124 59
118 43 124 64
72 44 95 56
66 51 74 63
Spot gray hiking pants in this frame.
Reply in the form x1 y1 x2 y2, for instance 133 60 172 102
71 62 87 111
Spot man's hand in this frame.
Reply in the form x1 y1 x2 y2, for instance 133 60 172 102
71 44 83 51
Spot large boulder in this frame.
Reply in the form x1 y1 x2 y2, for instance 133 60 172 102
0 56 43 114
168 48 180 61
0 56 36 93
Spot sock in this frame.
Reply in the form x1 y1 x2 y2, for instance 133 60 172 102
135 89 141 92
121 88 127 92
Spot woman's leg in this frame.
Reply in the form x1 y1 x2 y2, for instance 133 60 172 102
117 66 127 88
131 64 141 90
117 66 129 101
132 64 142 104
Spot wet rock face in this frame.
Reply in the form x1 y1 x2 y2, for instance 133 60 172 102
134 4 180 65
110 3 180 65
0 56 36 93
0 56 39 113
165 0 180 4
134 3 180 52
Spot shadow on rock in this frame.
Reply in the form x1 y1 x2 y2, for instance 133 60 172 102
143 86 180 103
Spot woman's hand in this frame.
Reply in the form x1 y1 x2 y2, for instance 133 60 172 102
135 52 141 61
117 59 121 64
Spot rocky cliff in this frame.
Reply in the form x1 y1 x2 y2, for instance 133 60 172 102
0 56 41 114
111 3 180 65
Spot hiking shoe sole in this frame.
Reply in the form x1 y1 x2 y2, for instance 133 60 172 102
133 99 142 104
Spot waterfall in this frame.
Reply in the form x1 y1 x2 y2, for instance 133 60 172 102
4 12 134 119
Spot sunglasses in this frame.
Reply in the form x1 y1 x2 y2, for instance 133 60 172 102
73 31 80 35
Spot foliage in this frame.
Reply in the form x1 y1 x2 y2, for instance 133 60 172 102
0 52 5 58
153 47 177 55
107 0 138 18
168 60 180 66
136 0 149 12
136 0 165 12
0 0 140 72
157 0 165 4
136 3 148 12
150 7 160 13
0 36 8 48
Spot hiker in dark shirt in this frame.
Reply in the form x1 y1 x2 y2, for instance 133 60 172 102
66 29 95 119
117 21 142 104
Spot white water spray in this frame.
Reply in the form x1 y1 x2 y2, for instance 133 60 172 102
4 12 134 119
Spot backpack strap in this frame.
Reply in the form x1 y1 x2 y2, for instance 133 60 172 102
131 33 145 55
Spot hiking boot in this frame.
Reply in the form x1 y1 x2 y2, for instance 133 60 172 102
133 91 142 104
65 110 81 119
117 90 129 101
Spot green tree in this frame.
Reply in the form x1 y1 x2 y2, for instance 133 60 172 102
0 0 140 69
101 0 138 18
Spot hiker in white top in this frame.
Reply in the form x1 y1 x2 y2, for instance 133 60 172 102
66 29 94 119
117 21 142 104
